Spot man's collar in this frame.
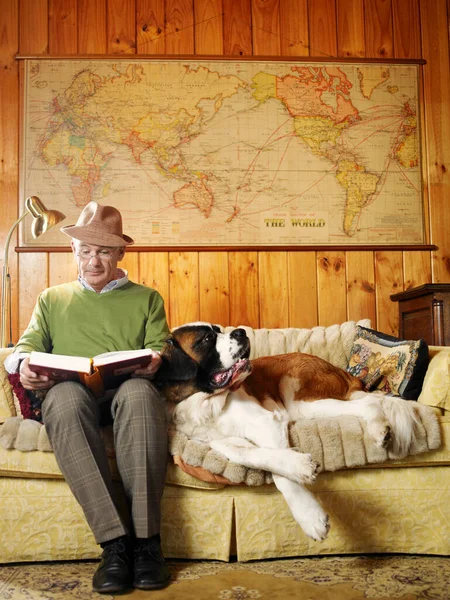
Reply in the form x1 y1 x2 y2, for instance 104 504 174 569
78 268 129 293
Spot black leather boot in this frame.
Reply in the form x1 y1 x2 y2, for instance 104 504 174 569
133 535 170 590
92 536 133 594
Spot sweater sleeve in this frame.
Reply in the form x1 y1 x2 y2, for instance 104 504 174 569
143 292 170 351
13 291 53 355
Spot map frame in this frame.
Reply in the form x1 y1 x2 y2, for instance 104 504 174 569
19 56 427 250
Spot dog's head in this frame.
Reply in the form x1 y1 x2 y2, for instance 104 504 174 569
156 322 252 402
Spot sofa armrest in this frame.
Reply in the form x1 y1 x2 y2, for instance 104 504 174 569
417 346 450 414
0 348 16 422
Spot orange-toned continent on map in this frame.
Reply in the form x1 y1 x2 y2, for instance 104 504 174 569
173 180 214 218
336 160 380 236
252 67 360 125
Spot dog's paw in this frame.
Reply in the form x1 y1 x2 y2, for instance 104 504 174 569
368 420 392 449
293 452 320 485
301 511 330 542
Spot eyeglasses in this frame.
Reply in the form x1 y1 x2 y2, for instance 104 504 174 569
76 248 118 261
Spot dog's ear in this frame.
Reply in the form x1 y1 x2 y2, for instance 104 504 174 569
158 339 198 381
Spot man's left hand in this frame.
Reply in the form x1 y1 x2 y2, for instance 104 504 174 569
132 351 162 378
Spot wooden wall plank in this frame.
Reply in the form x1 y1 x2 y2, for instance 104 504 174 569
364 0 394 58
121 251 139 282
49 0 77 54
392 0 421 58
229 251 259 327
317 251 347 326
375 250 403 335
199 252 229 325
139 252 170 323
19 0 48 55
165 0 195 54
0 0 19 345
18 254 48 335
169 252 199 328
403 250 432 290
346 252 376 326
194 0 223 55
136 0 165 54
78 0 107 54
309 0 337 57
223 0 252 56
259 251 288 328
279 0 309 56
337 0 365 57
252 0 281 56
288 252 318 328
420 0 450 283
107 0 136 54
49 253 78 287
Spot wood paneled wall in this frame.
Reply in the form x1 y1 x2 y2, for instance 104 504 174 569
1 0 449 340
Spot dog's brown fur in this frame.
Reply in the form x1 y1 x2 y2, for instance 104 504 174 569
241 353 365 405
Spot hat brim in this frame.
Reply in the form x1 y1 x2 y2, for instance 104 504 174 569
61 225 134 246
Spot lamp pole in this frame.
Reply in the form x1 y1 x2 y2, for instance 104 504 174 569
1 213 29 348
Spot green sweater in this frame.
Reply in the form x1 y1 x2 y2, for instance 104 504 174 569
15 281 170 358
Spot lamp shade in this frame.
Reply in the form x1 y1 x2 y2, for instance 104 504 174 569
25 196 66 238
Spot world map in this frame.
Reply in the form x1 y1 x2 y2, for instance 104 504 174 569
22 59 424 246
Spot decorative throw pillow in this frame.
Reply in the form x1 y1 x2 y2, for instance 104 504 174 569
7 373 46 421
417 349 450 411
347 326 428 400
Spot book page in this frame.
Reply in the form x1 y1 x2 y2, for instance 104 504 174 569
93 349 152 366
29 351 92 374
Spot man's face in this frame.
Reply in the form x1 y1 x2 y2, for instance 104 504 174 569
71 241 125 292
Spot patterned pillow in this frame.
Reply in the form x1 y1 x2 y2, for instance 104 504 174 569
7 373 45 421
347 326 428 400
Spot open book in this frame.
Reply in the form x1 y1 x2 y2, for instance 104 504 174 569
28 349 153 397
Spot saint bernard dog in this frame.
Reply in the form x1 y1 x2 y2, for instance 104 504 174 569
156 322 420 542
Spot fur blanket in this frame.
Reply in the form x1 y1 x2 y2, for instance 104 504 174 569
0 403 442 486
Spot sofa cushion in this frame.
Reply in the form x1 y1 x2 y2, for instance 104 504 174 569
347 326 428 400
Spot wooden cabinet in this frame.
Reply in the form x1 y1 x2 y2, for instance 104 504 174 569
390 284 450 346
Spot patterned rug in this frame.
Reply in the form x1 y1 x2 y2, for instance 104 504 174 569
0 555 449 599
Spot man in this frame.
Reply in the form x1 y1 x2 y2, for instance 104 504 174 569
5 202 171 594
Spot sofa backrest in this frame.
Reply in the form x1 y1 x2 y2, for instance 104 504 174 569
224 319 371 369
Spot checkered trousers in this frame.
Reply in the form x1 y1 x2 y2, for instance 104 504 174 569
42 378 168 544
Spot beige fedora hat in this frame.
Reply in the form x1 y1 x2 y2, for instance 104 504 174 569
61 201 134 246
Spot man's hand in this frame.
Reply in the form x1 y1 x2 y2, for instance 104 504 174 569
133 350 162 378
20 357 55 391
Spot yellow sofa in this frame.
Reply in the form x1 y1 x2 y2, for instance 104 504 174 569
1 323 450 563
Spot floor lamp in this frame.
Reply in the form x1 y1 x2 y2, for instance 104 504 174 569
1 196 66 348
